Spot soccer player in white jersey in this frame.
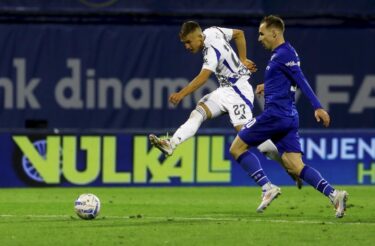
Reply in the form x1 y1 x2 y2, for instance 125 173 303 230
149 21 300 211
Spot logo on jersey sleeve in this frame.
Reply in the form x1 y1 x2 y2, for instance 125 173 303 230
285 61 300 67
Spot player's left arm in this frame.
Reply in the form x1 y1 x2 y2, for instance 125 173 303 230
314 108 330 127
255 83 264 95
169 69 212 105
232 29 257 72
283 64 330 127
232 29 247 63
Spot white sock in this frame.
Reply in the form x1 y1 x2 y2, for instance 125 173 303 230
257 140 282 164
170 109 204 148
261 182 272 191
329 190 338 202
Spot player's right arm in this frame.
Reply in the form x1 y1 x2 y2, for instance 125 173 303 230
169 46 217 105
169 69 212 105
217 27 257 72
255 83 264 95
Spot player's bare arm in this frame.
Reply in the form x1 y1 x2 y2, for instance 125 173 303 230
255 83 264 95
169 69 212 105
315 108 330 127
232 29 257 72
242 59 257 72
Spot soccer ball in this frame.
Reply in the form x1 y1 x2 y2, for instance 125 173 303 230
74 193 101 220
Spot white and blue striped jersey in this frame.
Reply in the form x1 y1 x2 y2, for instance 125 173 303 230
202 27 251 87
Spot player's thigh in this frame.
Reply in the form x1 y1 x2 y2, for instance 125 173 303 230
234 124 243 132
281 152 305 175
229 135 249 159
275 121 302 156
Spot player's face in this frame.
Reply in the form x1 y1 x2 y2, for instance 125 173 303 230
258 23 274 50
181 30 204 53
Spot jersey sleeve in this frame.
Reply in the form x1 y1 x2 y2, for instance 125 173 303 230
202 46 219 72
215 27 233 42
276 52 322 110
290 67 322 110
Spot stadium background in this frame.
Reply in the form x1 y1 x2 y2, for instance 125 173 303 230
0 0 374 187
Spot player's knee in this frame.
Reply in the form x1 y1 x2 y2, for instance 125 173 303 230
288 165 304 176
194 105 209 120
229 144 240 159
281 154 289 165
281 154 294 172
229 142 247 160
281 154 304 176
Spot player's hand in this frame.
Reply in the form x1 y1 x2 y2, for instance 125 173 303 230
242 59 257 73
255 83 264 95
315 108 330 127
169 92 184 105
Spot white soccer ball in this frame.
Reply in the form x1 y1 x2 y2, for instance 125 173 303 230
74 193 101 220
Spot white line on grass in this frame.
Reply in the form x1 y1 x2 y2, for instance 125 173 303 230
0 214 373 226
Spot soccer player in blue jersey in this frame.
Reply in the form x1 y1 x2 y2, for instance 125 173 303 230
229 15 349 217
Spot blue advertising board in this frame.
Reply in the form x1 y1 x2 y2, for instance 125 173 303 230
0 130 374 187
0 24 374 129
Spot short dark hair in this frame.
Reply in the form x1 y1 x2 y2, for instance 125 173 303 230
260 15 285 32
179 21 201 39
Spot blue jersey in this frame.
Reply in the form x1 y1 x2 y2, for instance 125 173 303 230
263 42 322 117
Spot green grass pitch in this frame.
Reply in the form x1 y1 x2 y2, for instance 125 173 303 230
0 186 374 245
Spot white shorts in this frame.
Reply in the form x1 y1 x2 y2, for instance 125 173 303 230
198 79 254 127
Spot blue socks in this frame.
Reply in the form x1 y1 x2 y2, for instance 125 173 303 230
237 151 270 187
236 152 334 197
299 165 334 196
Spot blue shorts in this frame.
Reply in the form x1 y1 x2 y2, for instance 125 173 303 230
238 113 302 155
